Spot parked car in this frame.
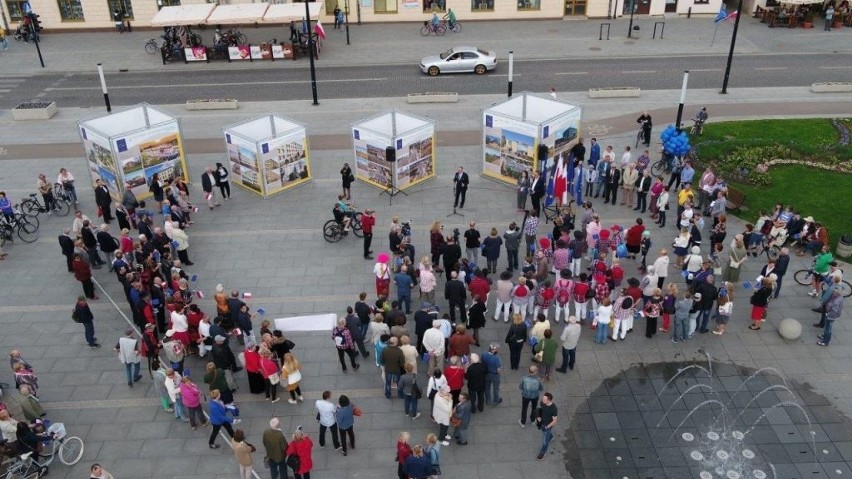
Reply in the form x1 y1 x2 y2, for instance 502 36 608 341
419 46 497 76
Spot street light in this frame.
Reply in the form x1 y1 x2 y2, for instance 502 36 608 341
627 0 636 38
674 70 689 133
304 0 318 105
721 0 744 94
344 0 350 45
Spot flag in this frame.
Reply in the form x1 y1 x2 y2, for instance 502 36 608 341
256 307 266 315
714 4 727 22
190 274 198 282
314 20 326 40
724 10 739 21
544 168 555 208
196 290 204 299
243 292 252 299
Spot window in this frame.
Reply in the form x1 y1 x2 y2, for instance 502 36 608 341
564 0 585 15
423 0 446 13
57 0 85 20
108 0 134 19
374 0 397 12
6 0 26 20
518 0 540 10
471 0 493 11
158 0 180 8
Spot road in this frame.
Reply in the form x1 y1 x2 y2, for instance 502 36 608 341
3 53 850 109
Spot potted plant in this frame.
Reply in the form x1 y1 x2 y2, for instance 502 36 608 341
802 11 814 28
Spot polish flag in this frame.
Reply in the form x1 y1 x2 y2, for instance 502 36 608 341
196 290 204 299
314 20 326 40
243 292 252 299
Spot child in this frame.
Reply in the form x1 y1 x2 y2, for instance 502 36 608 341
661 283 678 334
533 280 555 321
712 291 732 335
610 258 624 288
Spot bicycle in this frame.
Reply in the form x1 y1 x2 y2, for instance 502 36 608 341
440 19 461 32
323 212 364 243
1 206 40 245
144 37 164 54
7 422 85 477
20 189 70 217
690 119 705 136
420 21 447 36
794 268 851 298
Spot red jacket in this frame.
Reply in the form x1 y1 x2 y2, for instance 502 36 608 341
72 259 92 282
396 441 413 464
469 277 490 301
443 365 465 390
361 213 375 235
286 437 314 474
243 350 262 374
626 225 645 247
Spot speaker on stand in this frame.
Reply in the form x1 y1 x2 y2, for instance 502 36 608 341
379 145 407 205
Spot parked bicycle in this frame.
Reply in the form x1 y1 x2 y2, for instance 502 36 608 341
420 21 447 36
144 36 166 54
20 187 70 217
2 422 84 478
794 268 851 298
0 205 39 244
215 28 247 47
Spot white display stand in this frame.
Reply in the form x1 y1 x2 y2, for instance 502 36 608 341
273 313 337 333
351 111 436 203
78 103 190 203
481 92 582 186
223 114 311 198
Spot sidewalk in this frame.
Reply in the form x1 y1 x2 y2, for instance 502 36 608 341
1 16 850 75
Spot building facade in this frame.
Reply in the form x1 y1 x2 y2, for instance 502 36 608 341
2 0 724 31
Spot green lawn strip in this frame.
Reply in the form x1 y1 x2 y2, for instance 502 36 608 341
697 118 852 161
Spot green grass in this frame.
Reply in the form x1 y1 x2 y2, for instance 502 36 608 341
697 118 852 162
692 119 852 252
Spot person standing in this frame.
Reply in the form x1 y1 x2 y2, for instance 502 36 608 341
315 390 342 451
340 163 354 199
452 166 469 209
179 376 207 430
825 5 835 31
231 429 256 479
773 247 790 298
395 265 415 315
57 168 78 206
452 392 472 445
422 321 446 372
636 112 653 147
672 290 693 343
518 365 543 427
503 222 522 272
383 336 406 399
332 318 359 373
286 427 314 479
481 343 503 405
72 254 98 300
263 418 289 479
121 186 139 228
361 208 375 260
36 173 58 214
482 228 503 273
529 171 545 217
73 295 100 348
336 395 356 456
201 167 221 209
516 171 531 212
208 389 237 449
535 392 558 460
58 228 75 272
444 272 467 324
818 290 844 346
465 353 487 413
400 363 422 419
115 328 142 387
555 315 580 373
89 464 114 479
635 170 652 213
215 163 231 200
94 179 113 223
344 306 369 358
463 221 481 265
748 278 773 331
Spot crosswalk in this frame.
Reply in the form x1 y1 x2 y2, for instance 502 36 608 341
0 77 27 103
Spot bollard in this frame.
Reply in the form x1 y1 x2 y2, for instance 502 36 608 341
599 22 611 40
688 7 692 18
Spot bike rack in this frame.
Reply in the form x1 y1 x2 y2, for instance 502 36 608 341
653 21 665 39
599 22 611 40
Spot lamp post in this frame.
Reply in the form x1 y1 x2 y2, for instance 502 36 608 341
721 0 744 94
304 1 318 105
97 63 111 113
344 0 350 45
627 0 636 38
507 50 514 98
674 70 689 133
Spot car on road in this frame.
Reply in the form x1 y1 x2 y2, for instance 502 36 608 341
419 46 497 77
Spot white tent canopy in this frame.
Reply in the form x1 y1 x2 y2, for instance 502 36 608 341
151 4 216 26
261 3 324 23
206 3 270 25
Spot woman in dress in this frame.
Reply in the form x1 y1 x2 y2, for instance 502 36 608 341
516 170 531 212
149 173 164 212
340 163 354 200
748 278 773 331
374 253 391 297
723 234 747 283
259 348 280 403
243 345 266 395
281 352 304 404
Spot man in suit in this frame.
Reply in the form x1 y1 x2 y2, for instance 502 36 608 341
444 271 467 324
453 167 469 209
605 163 621 205
635 171 653 213
80 220 105 268
529 170 545 217
201 167 221 209
58 228 76 272
96 224 120 271
94 179 113 224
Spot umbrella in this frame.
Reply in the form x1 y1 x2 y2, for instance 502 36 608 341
151 4 216 27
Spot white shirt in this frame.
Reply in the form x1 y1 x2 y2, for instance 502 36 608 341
620 151 632 168
315 399 337 427
171 311 188 333
422 327 445 355
199 321 211 340
653 255 670 278
57 172 75 184
374 262 390 280
116 336 139 364
603 150 615 163
596 305 613 323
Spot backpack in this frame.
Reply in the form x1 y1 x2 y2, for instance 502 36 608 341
71 306 82 323
616 243 628 258
556 280 572 305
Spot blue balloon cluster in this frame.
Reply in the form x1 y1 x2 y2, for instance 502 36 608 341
659 124 691 156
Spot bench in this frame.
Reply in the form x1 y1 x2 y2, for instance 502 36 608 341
725 187 747 213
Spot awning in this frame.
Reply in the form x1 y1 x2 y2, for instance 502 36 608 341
150 4 216 27
260 3 324 23
205 3 270 25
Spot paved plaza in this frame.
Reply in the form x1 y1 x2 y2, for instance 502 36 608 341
1 17 852 479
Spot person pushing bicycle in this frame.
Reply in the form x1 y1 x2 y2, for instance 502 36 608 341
692 107 708 135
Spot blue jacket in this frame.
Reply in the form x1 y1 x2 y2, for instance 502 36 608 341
395 272 413 296
403 454 433 479
589 143 601 167
336 404 355 430
208 400 233 426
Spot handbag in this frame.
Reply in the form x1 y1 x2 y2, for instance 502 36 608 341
450 415 462 427
286 454 300 471
533 350 544 362
268 373 280 385
353 405 363 416
287 370 302 385
413 381 423 399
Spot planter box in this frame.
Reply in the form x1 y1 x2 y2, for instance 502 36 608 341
12 101 58 121
185 99 239 111
588 87 641 98
810 82 852 93
407 92 459 104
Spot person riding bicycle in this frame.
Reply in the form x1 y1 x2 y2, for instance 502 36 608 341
443 8 457 29
334 194 354 232
430 13 441 29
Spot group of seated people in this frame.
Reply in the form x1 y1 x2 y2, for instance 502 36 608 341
0 385 48 462
745 204 830 257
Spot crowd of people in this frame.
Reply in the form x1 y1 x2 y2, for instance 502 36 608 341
0 139 847 479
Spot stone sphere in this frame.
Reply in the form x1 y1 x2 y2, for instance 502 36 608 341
778 318 802 340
